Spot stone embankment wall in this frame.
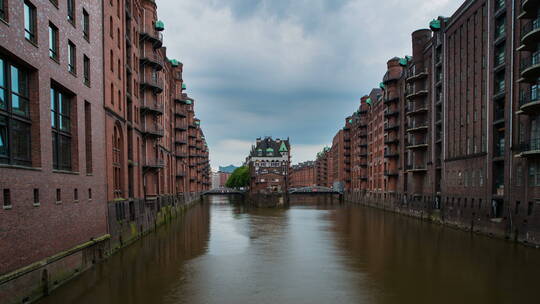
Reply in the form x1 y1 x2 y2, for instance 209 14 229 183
345 192 540 248
0 194 203 304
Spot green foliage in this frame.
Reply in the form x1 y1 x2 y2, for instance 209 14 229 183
225 166 249 188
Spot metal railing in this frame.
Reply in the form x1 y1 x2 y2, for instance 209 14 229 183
140 74 164 91
520 85 540 107
521 17 540 38
143 124 164 137
520 51 540 72
140 23 163 45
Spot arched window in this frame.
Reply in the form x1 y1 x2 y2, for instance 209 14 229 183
113 125 123 198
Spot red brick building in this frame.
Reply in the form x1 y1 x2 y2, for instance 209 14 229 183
312 0 540 245
290 161 315 188
315 147 331 188
247 137 291 193
0 0 107 275
0 0 210 292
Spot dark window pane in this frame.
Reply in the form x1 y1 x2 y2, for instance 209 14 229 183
60 116 70 132
0 116 7 157
11 66 18 94
0 58 4 87
59 134 71 170
59 93 70 116
52 133 58 168
11 120 31 164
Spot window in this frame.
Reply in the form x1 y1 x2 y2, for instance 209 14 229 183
3 189 10 207
110 50 114 72
56 188 61 202
88 188 92 200
24 1 37 43
68 41 76 74
49 23 59 60
113 126 123 198
495 16 505 40
82 9 89 40
51 86 72 171
74 188 78 201
0 0 7 21
83 55 90 85
84 101 92 173
515 201 520 215
528 202 534 216
0 58 32 166
67 0 75 24
33 188 39 205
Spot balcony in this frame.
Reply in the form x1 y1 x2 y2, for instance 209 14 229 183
406 121 428 133
359 143 367 148
140 24 163 48
520 0 540 19
406 103 428 116
516 138 540 157
143 159 165 170
140 100 164 116
519 86 540 114
521 18 540 50
359 131 367 138
142 124 164 138
406 88 428 100
406 69 428 83
384 109 400 117
383 71 401 84
140 75 163 93
140 53 164 71
407 164 427 173
384 137 399 145
384 123 400 132
407 138 428 149
384 95 399 104
175 125 188 132
384 170 399 177
384 151 399 158
174 111 187 118
175 152 188 159
176 172 186 178
520 51 540 81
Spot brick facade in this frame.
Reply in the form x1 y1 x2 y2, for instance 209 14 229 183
0 0 210 280
308 0 540 246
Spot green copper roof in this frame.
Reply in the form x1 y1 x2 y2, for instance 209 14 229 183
185 100 192 105
182 83 187 90
399 57 408 66
266 147 274 153
430 19 441 31
195 121 200 125
348 119 353 124
170 59 180 67
366 97 372 105
155 20 165 31
379 82 385 90
279 142 288 152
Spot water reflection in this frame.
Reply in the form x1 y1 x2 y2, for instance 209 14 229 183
38 196 540 304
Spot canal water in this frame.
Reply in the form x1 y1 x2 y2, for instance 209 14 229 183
39 196 540 304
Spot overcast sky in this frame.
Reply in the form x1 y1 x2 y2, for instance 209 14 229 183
157 0 462 170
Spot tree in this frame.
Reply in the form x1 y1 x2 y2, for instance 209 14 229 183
226 166 249 188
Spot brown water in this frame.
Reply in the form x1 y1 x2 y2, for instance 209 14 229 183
38 196 540 304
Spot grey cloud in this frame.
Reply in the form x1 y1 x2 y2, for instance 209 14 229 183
156 0 462 168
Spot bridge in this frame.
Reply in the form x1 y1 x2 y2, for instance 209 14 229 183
202 187 246 196
288 186 342 194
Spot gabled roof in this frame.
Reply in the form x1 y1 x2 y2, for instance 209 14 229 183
250 137 290 157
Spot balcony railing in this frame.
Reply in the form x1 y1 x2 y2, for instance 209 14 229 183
142 124 164 137
407 164 427 171
407 137 428 147
407 120 428 131
140 74 164 92
516 138 540 155
140 98 164 115
521 17 540 40
140 24 163 47
143 159 165 169
520 85 540 110
520 51 540 74
140 51 164 70
494 140 505 157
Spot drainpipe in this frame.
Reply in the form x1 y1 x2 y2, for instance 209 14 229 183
508 0 516 236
